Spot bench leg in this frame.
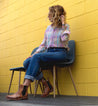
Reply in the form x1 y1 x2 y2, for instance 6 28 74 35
68 67 78 96
53 65 56 98
8 71 14 94
39 81 44 93
34 80 39 97
30 84 32 94
51 67 60 97
55 68 60 95
18 71 21 90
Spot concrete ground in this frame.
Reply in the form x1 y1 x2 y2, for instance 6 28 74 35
0 93 98 106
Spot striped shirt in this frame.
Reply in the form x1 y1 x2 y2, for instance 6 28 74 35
36 24 70 52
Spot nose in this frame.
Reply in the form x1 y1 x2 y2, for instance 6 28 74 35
48 14 49 18
48 13 51 18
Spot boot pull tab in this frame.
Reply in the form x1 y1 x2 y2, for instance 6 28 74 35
22 86 28 96
46 80 53 90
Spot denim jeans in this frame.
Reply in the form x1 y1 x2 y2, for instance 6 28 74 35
23 48 68 82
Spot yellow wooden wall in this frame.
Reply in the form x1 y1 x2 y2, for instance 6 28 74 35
0 0 98 96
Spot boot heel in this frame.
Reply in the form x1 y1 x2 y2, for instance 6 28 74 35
22 96 28 100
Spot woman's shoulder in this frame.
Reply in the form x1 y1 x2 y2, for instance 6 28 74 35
46 25 51 31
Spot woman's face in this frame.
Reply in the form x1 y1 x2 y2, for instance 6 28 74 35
48 11 54 22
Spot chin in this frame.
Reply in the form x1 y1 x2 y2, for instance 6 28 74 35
49 19 52 22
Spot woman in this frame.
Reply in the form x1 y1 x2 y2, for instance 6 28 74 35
6 5 70 100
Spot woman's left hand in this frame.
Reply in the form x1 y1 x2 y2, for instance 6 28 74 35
60 15 65 24
26 56 32 59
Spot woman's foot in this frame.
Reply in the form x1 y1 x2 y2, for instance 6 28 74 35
6 85 28 100
41 78 53 97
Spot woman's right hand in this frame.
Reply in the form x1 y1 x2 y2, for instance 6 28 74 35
26 56 32 59
26 51 39 59
60 15 65 24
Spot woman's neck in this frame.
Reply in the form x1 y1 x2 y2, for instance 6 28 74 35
51 23 62 29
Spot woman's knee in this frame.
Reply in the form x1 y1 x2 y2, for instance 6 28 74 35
23 58 31 68
30 53 41 63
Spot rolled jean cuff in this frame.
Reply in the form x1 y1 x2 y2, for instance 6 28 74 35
24 75 35 82
35 72 43 80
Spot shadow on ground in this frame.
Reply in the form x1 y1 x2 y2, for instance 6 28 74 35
0 93 98 106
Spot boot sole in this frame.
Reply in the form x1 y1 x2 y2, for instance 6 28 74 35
41 88 53 98
6 96 28 101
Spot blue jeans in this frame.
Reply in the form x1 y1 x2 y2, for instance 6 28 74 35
23 48 68 82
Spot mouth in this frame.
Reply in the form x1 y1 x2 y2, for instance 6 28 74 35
49 18 53 22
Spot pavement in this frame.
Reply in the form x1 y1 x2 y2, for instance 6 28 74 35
0 93 98 106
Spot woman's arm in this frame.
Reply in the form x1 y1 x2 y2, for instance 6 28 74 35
31 31 47 56
26 36 46 59
60 15 70 41
61 24 70 42
34 38 47 53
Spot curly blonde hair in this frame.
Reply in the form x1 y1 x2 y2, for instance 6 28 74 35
49 5 66 28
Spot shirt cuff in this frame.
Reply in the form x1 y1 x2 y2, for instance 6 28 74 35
63 30 70 35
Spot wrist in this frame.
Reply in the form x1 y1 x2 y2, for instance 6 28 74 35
62 23 65 29
32 51 38 56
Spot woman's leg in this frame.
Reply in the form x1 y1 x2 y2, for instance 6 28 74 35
6 57 44 100
6 50 67 100
6 57 39 100
24 50 66 97
24 50 67 81
23 79 31 86
23 58 31 70
23 57 43 82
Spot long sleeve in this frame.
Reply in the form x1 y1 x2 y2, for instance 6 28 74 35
61 24 70 42
36 32 47 53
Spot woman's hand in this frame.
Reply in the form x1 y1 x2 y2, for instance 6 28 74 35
60 15 65 25
26 51 39 59
26 54 35 59
26 56 32 59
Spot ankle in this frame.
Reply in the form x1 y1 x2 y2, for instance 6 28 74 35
23 79 31 86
